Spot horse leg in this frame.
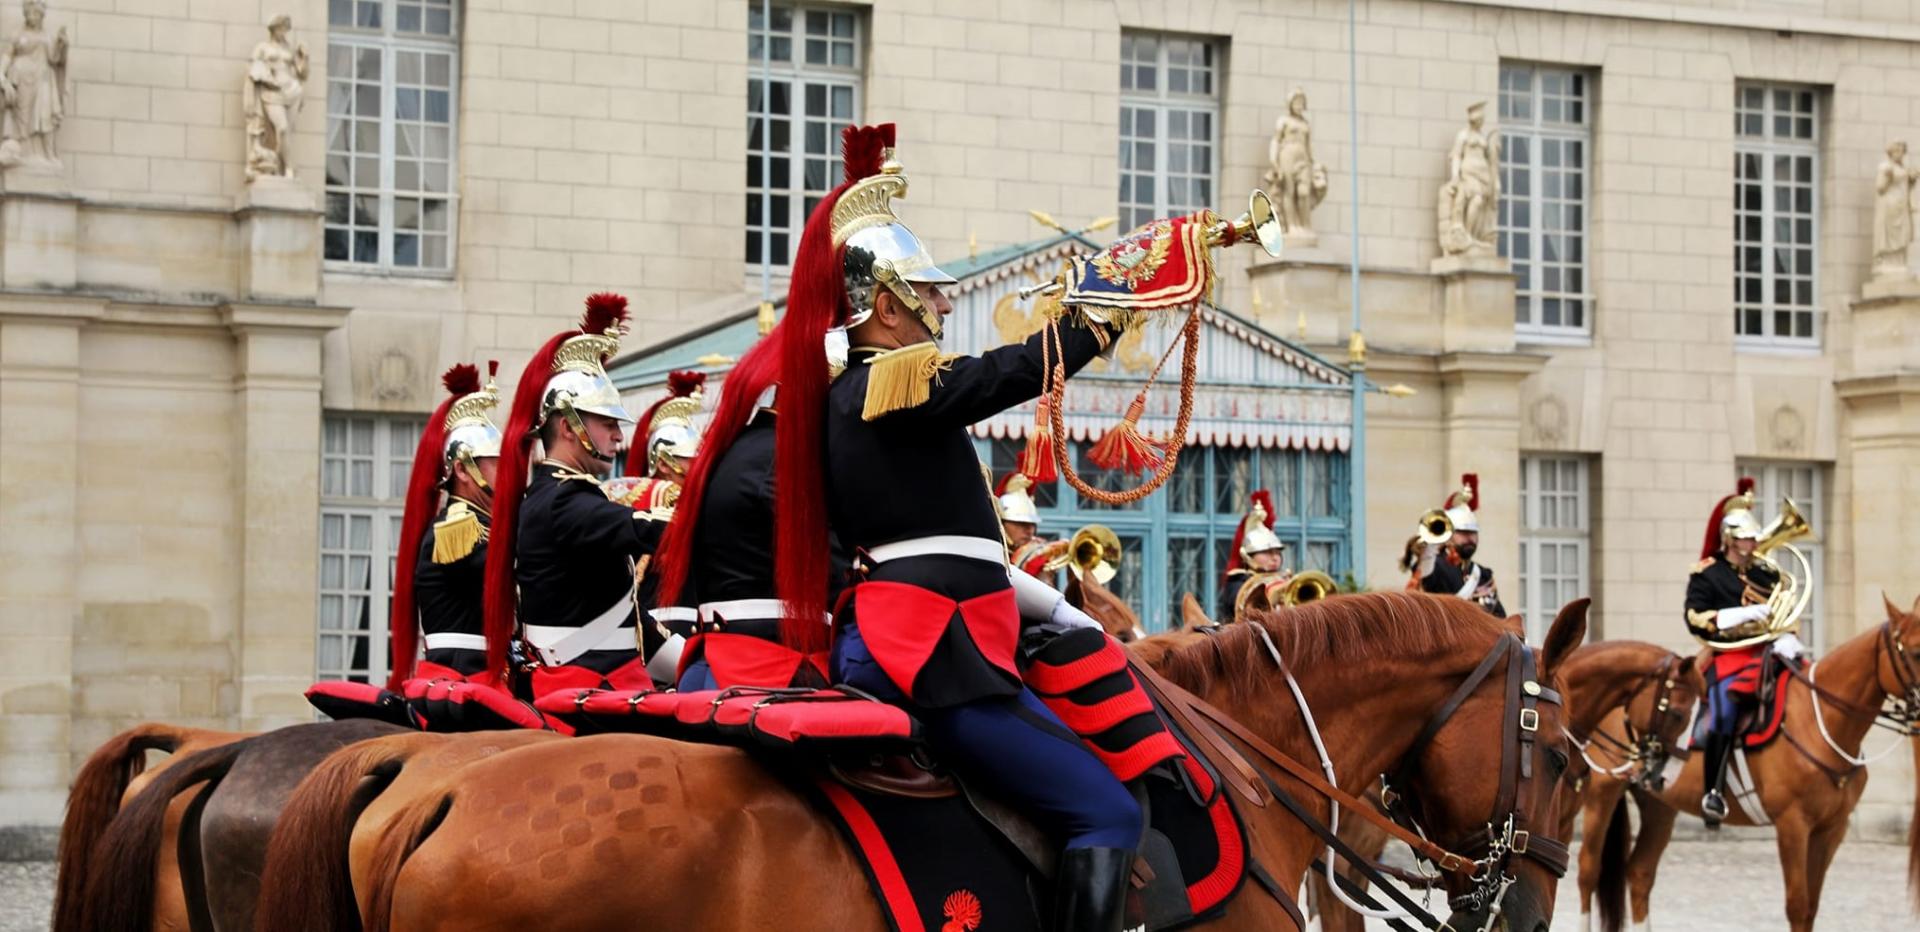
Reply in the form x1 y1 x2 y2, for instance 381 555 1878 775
1771 811 1816 932
1624 794 1678 931
1575 779 1626 929
1801 815 1847 927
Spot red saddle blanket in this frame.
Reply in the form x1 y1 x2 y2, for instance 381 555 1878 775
306 676 563 734
533 686 920 749
1690 668 1793 750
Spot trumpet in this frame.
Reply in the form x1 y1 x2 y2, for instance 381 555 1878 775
1278 570 1338 606
1018 191 1285 300
1043 524 1123 586
1417 508 1453 546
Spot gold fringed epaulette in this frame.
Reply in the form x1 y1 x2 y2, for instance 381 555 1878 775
1690 558 1714 575
861 341 957 421
432 503 486 564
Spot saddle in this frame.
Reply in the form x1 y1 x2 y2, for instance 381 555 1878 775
1687 648 1798 751
305 673 562 734
535 686 1245 932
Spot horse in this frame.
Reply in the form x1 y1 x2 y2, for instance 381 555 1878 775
1303 639 1703 932
291 592 1584 932
74 718 408 932
1581 595 1920 932
52 723 250 932
1064 569 1145 641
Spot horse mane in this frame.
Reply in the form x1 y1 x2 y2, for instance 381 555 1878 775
1141 591 1508 698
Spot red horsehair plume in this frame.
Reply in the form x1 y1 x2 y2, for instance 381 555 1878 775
1460 473 1480 510
441 362 480 396
1736 475 1756 496
940 890 982 932
666 369 705 397
581 291 630 336
843 122 895 183
1250 489 1276 529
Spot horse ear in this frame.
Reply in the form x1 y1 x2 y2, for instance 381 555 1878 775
1676 654 1699 683
1540 597 1590 680
1885 592 1906 627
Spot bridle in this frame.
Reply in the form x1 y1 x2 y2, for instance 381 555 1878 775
1377 633 1572 921
1875 619 1920 722
1133 629 1570 932
1561 655 1691 792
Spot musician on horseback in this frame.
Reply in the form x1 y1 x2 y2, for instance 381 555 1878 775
481 293 666 695
1418 473 1507 618
999 472 1058 581
773 123 1182 932
1219 490 1289 621
1686 477 1782 826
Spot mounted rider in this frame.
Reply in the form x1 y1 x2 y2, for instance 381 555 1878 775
998 472 1058 582
613 369 707 679
1219 490 1289 621
387 361 505 688
1417 473 1507 618
481 293 666 697
1685 476 1796 826
772 123 1183 932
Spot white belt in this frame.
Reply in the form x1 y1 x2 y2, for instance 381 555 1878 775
525 595 637 665
697 598 831 625
423 632 487 652
650 606 698 625
865 535 1007 566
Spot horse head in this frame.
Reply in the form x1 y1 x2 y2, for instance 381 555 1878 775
1879 593 1920 909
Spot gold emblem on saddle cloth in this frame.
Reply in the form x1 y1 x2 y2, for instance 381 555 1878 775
1091 220 1174 290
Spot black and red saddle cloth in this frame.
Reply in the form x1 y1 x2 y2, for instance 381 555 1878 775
536 686 1245 932
306 666 560 734
1689 651 1796 751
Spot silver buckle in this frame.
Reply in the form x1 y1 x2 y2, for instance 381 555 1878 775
1510 830 1530 853
1519 708 1540 732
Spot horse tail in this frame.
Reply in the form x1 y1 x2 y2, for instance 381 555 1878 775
255 734 442 932
52 724 199 932
75 740 248 932
360 781 455 932
1593 795 1632 932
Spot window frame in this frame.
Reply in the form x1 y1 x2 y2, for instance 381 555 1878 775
317 413 423 685
1733 82 1822 350
324 0 461 277
1117 31 1223 232
744 2 864 273
1737 460 1827 652
1516 454 1591 645
1498 64 1595 342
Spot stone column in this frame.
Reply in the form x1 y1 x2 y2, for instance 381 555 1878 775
0 295 103 832
223 302 349 730
0 169 79 290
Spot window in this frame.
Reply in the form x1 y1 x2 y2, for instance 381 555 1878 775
745 3 861 268
1734 83 1820 346
317 414 422 684
1738 461 1826 650
1118 32 1220 231
325 0 458 272
1517 455 1590 644
1499 65 1592 337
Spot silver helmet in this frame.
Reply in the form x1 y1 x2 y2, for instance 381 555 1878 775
997 473 1040 526
1239 501 1285 561
443 367 504 490
645 395 702 477
830 151 956 338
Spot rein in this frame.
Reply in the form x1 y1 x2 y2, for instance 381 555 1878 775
1561 655 1686 789
1787 621 1919 772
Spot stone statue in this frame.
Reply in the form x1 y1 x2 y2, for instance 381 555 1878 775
0 0 67 168
1437 101 1501 257
244 14 308 180
1262 87 1328 239
1873 140 1920 278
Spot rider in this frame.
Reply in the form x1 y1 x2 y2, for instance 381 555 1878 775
1219 490 1289 621
1418 473 1507 618
480 293 665 696
998 472 1058 582
1685 477 1782 827
617 370 706 679
387 362 503 688
774 123 1180 932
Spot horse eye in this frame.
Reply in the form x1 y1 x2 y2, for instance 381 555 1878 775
1547 749 1570 775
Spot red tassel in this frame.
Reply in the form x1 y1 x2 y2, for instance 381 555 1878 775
1020 398 1058 483
1086 396 1166 476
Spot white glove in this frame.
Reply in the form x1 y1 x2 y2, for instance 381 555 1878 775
1417 541 1440 576
1008 567 1100 636
1771 633 1806 660
1716 603 1770 630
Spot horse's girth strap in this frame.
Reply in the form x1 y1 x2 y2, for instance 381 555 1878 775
1128 655 1478 875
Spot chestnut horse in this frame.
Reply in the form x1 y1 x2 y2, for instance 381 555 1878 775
1305 639 1703 932
280 593 1583 932
1581 595 1920 932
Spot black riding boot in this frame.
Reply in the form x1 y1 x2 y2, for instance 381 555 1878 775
1053 846 1135 932
1699 727 1734 828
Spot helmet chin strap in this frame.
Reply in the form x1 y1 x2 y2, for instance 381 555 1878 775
555 397 619 464
874 262 941 340
456 451 492 492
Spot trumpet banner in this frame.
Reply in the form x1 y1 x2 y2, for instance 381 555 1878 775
1060 211 1218 312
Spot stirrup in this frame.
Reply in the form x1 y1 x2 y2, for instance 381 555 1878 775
1700 790 1727 828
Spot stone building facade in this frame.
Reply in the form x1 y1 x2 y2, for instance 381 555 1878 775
1 0 1914 842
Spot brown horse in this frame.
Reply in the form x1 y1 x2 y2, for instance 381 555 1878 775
1581 595 1920 932
287 592 1583 932
1304 638 1703 932
52 723 251 932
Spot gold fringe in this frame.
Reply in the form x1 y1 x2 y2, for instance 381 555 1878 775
861 341 956 421
432 507 485 564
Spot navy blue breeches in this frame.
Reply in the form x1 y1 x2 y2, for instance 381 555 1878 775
1706 676 1753 737
832 621 1143 850
676 658 717 692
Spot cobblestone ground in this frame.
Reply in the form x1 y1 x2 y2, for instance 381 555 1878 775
1 840 1911 931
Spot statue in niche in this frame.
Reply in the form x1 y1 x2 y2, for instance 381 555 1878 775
1437 101 1501 257
1873 140 1919 278
0 0 68 168
244 14 309 180
1263 87 1328 238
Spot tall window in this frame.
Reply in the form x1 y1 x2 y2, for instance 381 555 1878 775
1517 455 1591 644
317 414 421 684
325 0 459 271
1118 32 1221 231
745 3 861 268
1734 83 1820 346
1737 461 1826 650
1498 65 1592 337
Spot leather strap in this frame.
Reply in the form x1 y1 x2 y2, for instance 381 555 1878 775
423 632 487 651
865 535 1007 565
650 606 697 625
1244 860 1306 930
526 594 636 666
